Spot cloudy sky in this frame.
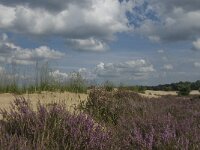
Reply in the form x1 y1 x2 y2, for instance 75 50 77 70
0 0 200 85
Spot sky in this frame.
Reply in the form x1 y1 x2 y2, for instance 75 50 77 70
0 0 200 85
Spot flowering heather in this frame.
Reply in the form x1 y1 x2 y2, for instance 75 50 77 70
1 90 200 149
0 97 111 150
80 89 200 149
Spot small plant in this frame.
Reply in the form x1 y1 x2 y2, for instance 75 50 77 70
67 72 88 93
103 81 114 92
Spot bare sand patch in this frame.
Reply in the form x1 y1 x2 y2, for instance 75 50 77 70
0 92 88 112
140 90 200 98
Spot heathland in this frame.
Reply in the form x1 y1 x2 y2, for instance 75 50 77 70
0 64 200 149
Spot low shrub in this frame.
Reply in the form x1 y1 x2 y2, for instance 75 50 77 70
1 89 200 149
79 89 200 149
0 97 111 150
79 88 146 125
177 85 191 96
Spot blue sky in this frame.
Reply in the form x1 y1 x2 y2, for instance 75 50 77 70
0 0 200 85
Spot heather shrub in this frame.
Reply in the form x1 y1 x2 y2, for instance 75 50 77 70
0 97 111 150
80 89 200 149
79 88 118 125
116 95 200 149
79 88 147 125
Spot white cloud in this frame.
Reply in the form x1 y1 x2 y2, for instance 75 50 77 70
67 38 108 52
163 64 173 70
192 39 200 51
0 0 136 51
0 66 5 74
0 33 64 65
162 56 168 61
50 70 69 82
49 59 155 82
136 0 200 43
95 59 155 79
33 46 63 59
148 36 160 42
50 68 96 82
194 62 200 67
157 49 164 53
78 68 96 80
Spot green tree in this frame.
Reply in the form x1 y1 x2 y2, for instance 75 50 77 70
177 84 191 96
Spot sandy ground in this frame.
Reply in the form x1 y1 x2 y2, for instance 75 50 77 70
140 90 200 98
0 92 88 113
0 90 199 112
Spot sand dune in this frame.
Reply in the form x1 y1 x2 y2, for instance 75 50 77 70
140 90 200 98
0 92 88 112
0 90 199 111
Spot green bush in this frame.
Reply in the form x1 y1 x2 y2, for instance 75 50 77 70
79 88 144 125
177 85 191 96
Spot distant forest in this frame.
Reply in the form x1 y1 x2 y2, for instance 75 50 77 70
145 80 200 91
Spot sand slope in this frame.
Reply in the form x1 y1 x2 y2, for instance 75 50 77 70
0 90 199 111
140 90 200 98
0 92 88 112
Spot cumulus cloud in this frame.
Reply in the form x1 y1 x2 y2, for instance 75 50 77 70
163 64 173 70
94 59 155 79
194 62 200 68
157 49 164 53
50 70 69 82
67 38 108 52
0 33 64 65
78 68 96 80
0 0 93 12
136 0 200 43
50 68 96 82
0 0 136 51
48 59 155 83
192 39 200 51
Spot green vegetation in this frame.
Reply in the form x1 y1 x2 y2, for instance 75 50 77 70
177 83 191 96
1 87 200 149
0 62 199 95
78 89 200 149
103 81 114 92
0 62 88 94
0 98 111 149
0 76 87 94
145 80 200 91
